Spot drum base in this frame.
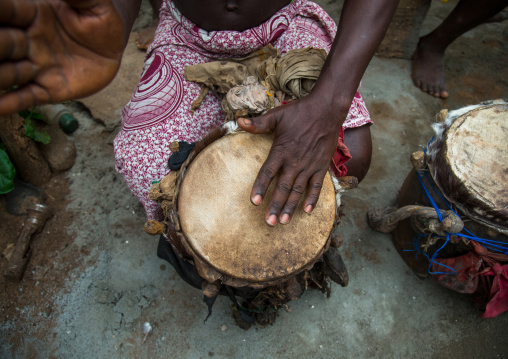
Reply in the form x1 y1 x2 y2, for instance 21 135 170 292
157 236 261 298
157 236 339 329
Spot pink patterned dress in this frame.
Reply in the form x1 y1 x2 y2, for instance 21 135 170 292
114 0 372 219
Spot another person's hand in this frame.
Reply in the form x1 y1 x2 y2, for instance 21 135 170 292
237 93 347 227
0 0 127 116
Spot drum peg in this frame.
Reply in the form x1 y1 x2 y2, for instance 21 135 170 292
169 141 180 153
337 176 358 190
159 171 179 197
436 109 448 123
143 220 166 235
284 276 303 301
414 210 464 236
322 248 349 287
330 228 344 248
202 281 221 298
410 151 426 170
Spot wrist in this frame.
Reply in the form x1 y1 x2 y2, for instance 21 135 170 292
307 83 352 124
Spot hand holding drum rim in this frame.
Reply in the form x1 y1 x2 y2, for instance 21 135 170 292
0 0 127 116
237 91 344 227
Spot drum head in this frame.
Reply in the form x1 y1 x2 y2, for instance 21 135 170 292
178 132 336 283
428 103 508 229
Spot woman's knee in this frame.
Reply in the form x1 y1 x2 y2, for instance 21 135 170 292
343 126 372 183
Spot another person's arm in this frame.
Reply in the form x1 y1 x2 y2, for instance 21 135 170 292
238 0 399 226
0 0 142 115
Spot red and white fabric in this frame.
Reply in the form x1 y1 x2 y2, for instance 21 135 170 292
114 0 372 219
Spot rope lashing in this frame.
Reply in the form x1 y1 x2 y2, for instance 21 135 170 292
404 168 508 275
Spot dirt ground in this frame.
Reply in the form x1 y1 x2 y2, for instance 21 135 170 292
1 1 507 358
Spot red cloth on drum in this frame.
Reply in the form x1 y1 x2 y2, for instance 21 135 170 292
481 263 508 319
431 251 482 294
431 241 508 318
114 0 372 219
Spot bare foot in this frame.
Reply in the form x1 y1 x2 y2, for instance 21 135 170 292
136 22 158 51
411 37 449 99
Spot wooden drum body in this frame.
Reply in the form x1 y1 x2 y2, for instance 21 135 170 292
396 102 508 277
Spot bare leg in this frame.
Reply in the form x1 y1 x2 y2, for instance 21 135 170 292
136 0 163 51
343 125 372 183
412 0 508 99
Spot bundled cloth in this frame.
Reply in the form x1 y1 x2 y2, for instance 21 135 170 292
184 45 327 122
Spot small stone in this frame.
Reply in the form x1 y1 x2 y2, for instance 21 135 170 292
220 324 228 331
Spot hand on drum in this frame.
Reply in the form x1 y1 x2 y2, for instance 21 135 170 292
0 0 127 116
237 93 345 227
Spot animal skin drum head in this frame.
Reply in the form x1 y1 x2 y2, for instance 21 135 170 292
428 103 508 228
178 132 336 283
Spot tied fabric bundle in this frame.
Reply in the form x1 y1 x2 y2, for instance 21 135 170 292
184 45 328 121
259 46 327 99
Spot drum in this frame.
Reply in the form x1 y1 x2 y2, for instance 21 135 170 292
176 129 337 286
369 100 508 317
147 125 348 325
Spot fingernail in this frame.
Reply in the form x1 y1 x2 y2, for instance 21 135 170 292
280 213 290 224
252 194 262 205
304 204 313 214
241 118 252 126
267 214 277 226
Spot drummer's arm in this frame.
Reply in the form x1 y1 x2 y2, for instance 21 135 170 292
0 0 142 115
314 0 399 118
238 0 399 226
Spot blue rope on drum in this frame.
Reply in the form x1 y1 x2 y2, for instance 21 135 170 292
403 168 508 276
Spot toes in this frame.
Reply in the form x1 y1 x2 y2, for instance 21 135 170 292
431 85 440 97
439 85 449 99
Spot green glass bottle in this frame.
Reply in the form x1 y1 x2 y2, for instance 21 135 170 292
33 104 79 134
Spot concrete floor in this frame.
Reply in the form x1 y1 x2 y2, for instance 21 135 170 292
1 1 507 358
